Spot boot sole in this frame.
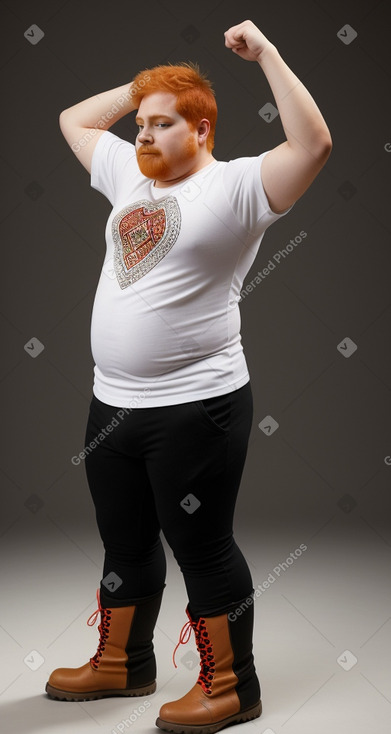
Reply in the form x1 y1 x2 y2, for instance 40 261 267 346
155 700 262 734
45 680 156 701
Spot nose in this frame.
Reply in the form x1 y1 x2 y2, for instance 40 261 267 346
137 126 153 143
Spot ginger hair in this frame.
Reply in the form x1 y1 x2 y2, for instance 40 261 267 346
131 62 217 153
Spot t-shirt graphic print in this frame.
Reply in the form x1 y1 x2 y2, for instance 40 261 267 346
112 196 181 289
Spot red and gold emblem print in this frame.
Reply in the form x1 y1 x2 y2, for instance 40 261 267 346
111 196 181 289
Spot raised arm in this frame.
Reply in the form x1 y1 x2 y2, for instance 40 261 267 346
224 20 332 214
59 82 137 174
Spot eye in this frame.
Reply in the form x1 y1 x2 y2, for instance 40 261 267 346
137 123 170 131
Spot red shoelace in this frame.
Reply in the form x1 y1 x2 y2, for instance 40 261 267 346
172 616 195 668
87 589 112 669
172 611 216 694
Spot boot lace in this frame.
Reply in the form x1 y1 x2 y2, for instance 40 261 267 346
87 588 112 670
172 610 216 694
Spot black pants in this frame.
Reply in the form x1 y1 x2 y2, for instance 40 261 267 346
84 381 254 617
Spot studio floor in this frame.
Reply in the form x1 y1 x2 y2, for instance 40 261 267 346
1 521 390 734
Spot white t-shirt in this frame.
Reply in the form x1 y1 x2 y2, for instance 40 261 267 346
90 130 292 408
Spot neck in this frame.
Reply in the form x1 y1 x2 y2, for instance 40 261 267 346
153 155 216 188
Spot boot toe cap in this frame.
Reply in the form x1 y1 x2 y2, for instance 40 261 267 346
159 693 213 725
47 662 91 689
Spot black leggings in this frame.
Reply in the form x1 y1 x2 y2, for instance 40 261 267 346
84 381 254 617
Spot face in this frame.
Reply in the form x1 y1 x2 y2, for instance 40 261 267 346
135 92 205 184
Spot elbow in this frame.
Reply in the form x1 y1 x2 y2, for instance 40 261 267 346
308 133 333 171
59 109 69 128
314 130 333 164
322 132 333 158
59 107 74 122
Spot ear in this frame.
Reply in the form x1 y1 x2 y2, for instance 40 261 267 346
197 118 211 143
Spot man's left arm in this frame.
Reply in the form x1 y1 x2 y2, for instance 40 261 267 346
224 20 333 214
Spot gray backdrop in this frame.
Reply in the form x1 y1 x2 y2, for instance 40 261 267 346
1 1 390 732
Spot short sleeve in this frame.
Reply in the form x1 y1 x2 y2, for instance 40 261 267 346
90 130 136 205
223 151 293 235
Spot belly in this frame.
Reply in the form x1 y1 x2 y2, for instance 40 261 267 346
90 283 229 379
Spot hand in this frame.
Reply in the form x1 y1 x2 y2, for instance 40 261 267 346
224 20 274 62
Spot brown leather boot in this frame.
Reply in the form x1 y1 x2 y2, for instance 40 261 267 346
156 595 261 734
45 585 164 701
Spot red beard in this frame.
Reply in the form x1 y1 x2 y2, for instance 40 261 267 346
136 148 171 179
136 134 198 181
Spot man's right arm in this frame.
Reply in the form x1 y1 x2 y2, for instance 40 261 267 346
59 82 137 174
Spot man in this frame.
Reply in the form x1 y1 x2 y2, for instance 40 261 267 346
46 19 331 734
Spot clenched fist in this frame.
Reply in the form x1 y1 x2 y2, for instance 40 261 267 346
224 20 275 61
